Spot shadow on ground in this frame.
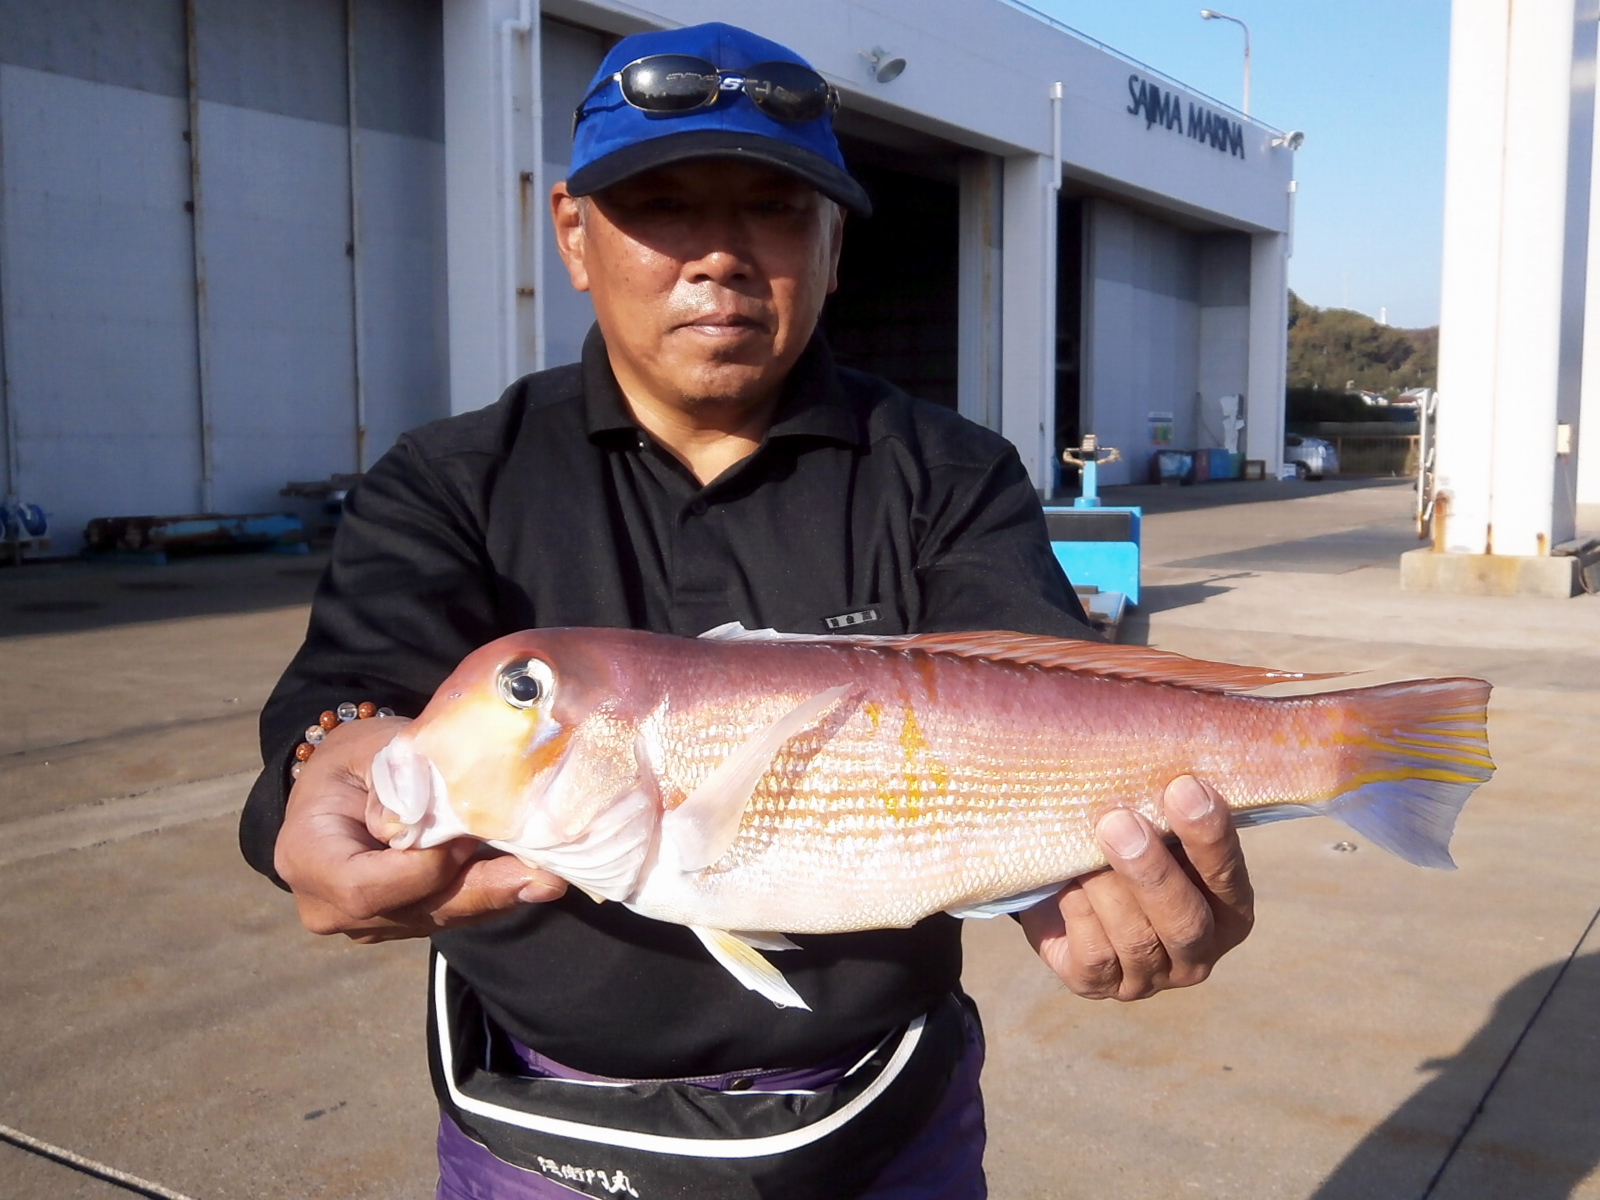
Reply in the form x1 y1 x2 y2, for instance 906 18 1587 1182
1136 574 1253 614
0 551 328 638
1165 522 1425 575
1118 575 1251 646
1311 949 1600 1200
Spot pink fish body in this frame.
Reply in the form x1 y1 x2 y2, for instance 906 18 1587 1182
373 624 1494 1008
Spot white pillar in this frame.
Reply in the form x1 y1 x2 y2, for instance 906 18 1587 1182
1419 0 1596 592
1244 231 1287 474
443 0 543 416
957 153 1003 433
1581 87 1600 511
1000 152 1057 490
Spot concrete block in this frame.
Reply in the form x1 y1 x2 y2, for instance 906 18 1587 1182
1400 547 1578 597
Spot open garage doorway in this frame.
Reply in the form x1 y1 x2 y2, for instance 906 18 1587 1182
1056 197 1085 462
821 129 961 410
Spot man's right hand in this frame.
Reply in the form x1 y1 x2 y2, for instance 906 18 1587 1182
272 715 568 943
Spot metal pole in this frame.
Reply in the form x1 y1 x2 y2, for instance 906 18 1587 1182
1243 25 1251 117
0 69 19 505
184 0 216 513
527 7 545 373
1417 388 1438 539
500 0 537 386
1050 80 1063 186
1416 389 1429 535
345 0 368 470
1045 82 1063 494
1200 10 1251 118
1286 179 1297 258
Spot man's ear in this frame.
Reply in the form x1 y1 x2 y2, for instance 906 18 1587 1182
825 202 846 294
550 182 591 293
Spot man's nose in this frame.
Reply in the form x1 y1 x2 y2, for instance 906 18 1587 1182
682 214 755 285
686 246 753 286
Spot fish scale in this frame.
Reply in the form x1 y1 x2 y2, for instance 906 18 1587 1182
374 624 1495 1008
639 669 1342 933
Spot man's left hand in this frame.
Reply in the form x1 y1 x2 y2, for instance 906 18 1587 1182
1019 775 1254 1001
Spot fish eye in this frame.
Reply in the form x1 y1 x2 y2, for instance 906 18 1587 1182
497 658 552 709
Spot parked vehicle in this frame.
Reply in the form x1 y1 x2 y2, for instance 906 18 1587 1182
1284 434 1339 480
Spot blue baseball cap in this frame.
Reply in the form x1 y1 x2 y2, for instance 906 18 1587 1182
568 22 872 216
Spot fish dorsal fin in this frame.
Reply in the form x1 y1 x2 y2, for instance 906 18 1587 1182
663 685 854 872
885 632 1342 693
700 621 773 641
698 623 1338 694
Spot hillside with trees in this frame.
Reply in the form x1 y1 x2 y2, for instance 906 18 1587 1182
1286 291 1438 396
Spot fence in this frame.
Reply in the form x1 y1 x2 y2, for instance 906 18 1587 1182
1328 434 1420 477
1297 422 1421 477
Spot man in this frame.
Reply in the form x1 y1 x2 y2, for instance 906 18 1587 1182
242 21 1253 1199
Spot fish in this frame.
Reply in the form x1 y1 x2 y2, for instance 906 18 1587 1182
371 623 1495 1010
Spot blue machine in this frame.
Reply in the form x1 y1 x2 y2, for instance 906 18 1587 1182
1046 436 1142 634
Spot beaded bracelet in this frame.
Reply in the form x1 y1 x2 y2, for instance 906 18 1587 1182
290 700 396 779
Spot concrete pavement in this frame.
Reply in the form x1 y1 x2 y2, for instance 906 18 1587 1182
971 480 1600 1198
2 482 1597 1199
0 551 439 1200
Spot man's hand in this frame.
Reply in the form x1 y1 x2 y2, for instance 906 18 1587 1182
1019 776 1254 1001
272 716 567 943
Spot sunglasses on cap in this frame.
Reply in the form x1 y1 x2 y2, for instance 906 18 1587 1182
574 54 841 133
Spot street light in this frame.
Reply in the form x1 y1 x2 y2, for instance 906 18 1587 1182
1200 9 1251 117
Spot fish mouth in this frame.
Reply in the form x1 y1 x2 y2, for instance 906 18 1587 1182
371 735 451 850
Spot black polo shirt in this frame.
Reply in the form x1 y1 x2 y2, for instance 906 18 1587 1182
241 326 1093 1079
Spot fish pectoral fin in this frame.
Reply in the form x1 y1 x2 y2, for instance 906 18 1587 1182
945 883 1065 919
691 927 811 1010
663 685 854 873
698 621 765 640
728 931 801 951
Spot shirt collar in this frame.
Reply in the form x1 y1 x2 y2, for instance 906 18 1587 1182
580 323 864 449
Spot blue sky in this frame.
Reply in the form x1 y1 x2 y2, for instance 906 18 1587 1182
1022 0 1451 329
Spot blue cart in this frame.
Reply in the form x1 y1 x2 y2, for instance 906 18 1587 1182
1047 437 1142 639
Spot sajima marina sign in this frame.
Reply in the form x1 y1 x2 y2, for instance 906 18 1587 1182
1126 74 1245 159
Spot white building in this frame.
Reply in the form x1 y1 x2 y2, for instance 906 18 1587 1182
0 0 1297 553
1408 0 1598 597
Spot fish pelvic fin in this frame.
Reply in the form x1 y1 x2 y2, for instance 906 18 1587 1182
1265 677 1494 869
728 931 802 951
690 927 811 1010
663 685 854 873
946 883 1065 919
698 622 1335 694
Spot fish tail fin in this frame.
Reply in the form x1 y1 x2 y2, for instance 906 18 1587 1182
1300 677 1494 869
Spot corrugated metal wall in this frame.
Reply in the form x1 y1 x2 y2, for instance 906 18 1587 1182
1079 199 1251 486
0 0 447 551
539 17 604 372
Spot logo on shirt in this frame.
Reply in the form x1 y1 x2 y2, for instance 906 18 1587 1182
535 1156 640 1196
824 608 881 630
